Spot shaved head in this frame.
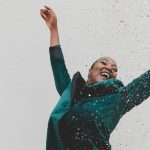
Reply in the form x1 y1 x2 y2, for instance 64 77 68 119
90 57 117 69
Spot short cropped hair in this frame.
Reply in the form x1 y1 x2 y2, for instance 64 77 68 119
90 60 98 69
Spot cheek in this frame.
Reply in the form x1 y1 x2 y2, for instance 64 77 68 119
112 72 117 77
90 71 101 81
89 71 97 80
91 70 99 77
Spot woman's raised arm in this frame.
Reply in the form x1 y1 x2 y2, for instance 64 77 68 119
40 6 71 96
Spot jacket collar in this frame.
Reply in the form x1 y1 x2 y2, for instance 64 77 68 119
70 71 124 107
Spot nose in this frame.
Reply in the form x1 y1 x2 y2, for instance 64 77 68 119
106 63 112 68
105 64 112 71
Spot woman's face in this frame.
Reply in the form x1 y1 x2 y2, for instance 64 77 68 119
87 57 118 84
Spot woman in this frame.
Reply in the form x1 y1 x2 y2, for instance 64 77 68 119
40 6 150 150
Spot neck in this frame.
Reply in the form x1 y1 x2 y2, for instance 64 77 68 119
86 79 95 86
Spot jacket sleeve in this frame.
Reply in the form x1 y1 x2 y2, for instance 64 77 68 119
49 45 71 96
120 70 150 113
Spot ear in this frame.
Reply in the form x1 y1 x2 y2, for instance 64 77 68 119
88 69 92 78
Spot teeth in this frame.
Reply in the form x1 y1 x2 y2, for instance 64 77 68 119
100 72 110 79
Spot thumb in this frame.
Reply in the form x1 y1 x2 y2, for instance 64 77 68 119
40 11 47 20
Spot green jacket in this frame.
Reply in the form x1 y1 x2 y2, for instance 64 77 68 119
46 45 150 150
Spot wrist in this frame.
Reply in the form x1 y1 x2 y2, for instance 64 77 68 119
50 27 60 46
49 26 58 32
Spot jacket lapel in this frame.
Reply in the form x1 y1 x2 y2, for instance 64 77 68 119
70 71 85 106
70 71 124 107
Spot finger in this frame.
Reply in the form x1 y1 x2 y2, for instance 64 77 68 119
44 5 52 10
44 6 55 14
40 9 50 17
40 8 48 13
40 11 47 20
41 8 52 16
40 12 45 19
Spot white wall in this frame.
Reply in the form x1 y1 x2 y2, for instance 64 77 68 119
0 0 150 149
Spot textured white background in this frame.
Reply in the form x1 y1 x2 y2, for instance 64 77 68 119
0 0 150 149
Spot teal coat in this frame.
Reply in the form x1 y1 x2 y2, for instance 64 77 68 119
46 45 150 150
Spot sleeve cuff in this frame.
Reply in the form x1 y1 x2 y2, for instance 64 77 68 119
49 45 64 60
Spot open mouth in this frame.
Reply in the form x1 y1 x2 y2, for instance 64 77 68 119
100 71 111 79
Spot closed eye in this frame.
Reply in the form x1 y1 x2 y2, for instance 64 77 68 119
101 61 107 65
112 68 118 72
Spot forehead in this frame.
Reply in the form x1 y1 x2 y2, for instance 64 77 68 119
97 57 117 66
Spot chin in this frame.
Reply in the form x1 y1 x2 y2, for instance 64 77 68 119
96 79 106 83
97 78 111 82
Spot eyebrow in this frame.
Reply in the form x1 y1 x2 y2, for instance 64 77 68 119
99 59 117 67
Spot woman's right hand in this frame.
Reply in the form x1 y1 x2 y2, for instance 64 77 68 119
40 6 58 31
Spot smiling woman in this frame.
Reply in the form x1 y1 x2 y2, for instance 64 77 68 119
40 5 150 150
86 57 118 85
